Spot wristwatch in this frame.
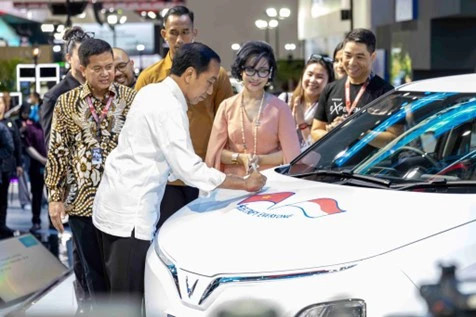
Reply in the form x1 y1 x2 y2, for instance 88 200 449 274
231 152 240 164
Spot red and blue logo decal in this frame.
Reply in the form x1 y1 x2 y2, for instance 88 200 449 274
236 192 345 219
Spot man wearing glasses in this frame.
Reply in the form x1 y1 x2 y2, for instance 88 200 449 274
113 47 136 88
135 5 233 229
39 26 94 312
45 39 136 305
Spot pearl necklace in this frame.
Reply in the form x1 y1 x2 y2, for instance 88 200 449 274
240 92 266 156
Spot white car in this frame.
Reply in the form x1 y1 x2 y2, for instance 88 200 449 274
145 74 476 317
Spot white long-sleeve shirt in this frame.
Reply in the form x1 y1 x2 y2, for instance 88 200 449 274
93 77 226 241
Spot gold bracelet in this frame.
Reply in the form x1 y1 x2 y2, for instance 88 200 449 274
231 152 239 164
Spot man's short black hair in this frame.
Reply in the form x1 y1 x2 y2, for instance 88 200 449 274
170 42 221 77
163 6 194 28
78 39 113 67
231 41 277 81
344 28 376 53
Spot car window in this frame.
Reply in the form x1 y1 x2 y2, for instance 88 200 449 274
288 92 476 187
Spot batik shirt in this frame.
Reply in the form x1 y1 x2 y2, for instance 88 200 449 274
45 82 136 217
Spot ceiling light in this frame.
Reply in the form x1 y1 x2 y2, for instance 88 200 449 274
268 19 279 28
255 19 268 29
266 8 277 17
279 8 291 18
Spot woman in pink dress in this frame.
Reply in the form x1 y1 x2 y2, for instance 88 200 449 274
206 41 300 177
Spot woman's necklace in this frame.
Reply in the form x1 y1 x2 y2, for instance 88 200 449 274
240 92 265 156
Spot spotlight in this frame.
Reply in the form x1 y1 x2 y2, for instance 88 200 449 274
41 24 55 32
160 8 169 17
284 43 296 51
279 8 291 18
266 8 277 18
255 19 268 29
107 14 118 25
268 19 279 28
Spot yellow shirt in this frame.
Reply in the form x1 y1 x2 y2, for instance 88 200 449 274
135 52 233 186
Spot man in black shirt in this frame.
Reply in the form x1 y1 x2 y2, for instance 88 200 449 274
311 28 394 142
40 27 92 147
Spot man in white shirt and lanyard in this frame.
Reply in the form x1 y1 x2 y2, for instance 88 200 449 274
93 42 266 309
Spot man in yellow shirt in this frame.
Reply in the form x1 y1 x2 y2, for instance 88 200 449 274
136 5 233 228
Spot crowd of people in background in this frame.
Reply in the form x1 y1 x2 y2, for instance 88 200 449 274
0 4 395 315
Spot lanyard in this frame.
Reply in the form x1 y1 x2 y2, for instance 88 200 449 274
86 94 113 139
345 77 369 115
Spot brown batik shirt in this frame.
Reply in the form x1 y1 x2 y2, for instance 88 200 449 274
45 82 136 217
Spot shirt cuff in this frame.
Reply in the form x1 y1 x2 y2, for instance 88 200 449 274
201 169 227 193
48 189 63 202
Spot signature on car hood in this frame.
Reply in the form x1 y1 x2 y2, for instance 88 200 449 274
158 170 476 276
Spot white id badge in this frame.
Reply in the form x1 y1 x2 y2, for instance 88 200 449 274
92 147 103 165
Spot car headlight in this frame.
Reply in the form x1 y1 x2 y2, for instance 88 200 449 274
154 239 180 298
295 299 366 317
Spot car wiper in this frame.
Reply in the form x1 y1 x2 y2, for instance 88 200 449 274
298 169 392 188
395 178 476 191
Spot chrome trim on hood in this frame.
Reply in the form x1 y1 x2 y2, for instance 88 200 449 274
197 264 357 305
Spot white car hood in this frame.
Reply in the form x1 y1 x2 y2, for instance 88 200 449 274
158 169 476 276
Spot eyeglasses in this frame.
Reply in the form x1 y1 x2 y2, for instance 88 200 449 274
308 54 333 64
115 60 130 72
91 64 114 74
242 66 272 78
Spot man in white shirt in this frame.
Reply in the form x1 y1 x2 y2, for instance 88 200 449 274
92 42 266 309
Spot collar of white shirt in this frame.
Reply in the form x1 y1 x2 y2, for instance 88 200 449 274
163 76 188 113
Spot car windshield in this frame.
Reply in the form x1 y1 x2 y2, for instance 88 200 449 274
287 91 476 189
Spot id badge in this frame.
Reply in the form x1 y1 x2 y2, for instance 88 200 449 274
92 147 103 165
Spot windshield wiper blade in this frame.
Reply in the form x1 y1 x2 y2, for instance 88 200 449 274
395 178 476 191
300 169 392 188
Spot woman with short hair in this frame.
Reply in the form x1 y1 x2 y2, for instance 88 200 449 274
206 41 300 176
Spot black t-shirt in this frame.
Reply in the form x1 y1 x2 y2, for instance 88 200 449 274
315 75 394 124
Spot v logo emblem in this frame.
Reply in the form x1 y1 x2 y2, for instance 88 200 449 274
186 275 199 298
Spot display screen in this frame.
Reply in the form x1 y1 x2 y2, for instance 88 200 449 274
19 68 35 78
39 67 57 78
0 235 68 307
